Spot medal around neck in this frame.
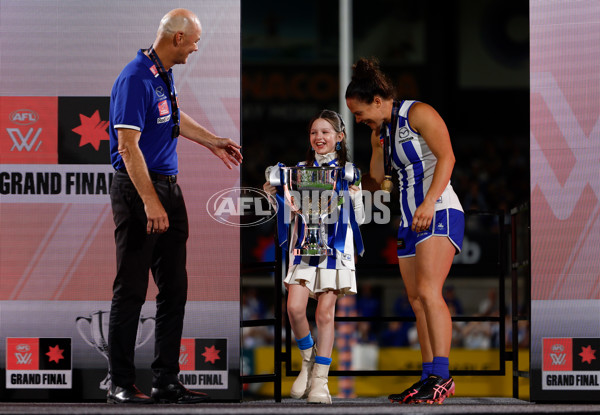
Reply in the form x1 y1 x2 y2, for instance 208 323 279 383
381 175 394 193
380 101 400 194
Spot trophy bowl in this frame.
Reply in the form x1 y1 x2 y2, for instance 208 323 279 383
281 166 341 256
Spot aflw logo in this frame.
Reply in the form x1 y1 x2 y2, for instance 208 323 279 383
179 344 189 366
179 353 189 366
7 128 43 151
14 343 33 365
550 353 567 366
8 109 42 152
550 343 567 366
15 352 33 365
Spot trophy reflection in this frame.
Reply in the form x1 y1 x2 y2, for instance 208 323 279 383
76 310 155 390
281 166 341 256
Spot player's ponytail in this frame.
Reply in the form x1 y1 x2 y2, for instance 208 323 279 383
345 57 395 103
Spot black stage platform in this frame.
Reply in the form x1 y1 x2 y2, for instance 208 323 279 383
1 398 600 415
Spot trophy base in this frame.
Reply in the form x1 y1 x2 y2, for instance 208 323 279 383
293 247 333 256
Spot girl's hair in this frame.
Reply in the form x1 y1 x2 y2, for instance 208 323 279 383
344 57 395 103
305 109 350 166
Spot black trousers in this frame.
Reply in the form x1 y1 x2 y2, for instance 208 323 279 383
108 170 189 388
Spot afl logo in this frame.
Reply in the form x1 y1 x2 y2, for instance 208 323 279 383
16 344 31 352
10 109 39 125
206 187 277 228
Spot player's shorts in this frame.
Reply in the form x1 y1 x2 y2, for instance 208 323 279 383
397 208 464 258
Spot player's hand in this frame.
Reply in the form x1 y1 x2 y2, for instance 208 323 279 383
348 184 360 195
262 181 277 195
411 199 434 233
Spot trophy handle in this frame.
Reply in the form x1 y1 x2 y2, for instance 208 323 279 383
136 316 155 349
281 169 301 215
75 316 97 348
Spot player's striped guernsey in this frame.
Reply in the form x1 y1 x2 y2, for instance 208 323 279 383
289 152 364 270
383 100 463 229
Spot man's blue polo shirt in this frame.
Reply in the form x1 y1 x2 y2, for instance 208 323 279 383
109 50 179 175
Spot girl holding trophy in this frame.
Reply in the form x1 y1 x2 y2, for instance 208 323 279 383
263 110 364 404
345 58 464 405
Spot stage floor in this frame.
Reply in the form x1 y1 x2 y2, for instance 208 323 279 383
1 398 600 415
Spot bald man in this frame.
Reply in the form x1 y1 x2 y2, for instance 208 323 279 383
107 9 242 404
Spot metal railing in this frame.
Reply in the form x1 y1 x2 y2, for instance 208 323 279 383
242 208 530 401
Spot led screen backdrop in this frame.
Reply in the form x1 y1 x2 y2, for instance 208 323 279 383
0 0 241 400
530 0 600 401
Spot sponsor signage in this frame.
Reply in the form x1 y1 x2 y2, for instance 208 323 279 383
57 97 110 165
178 338 228 389
1 96 113 203
0 164 114 203
542 338 600 390
1 97 58 164
6 338 72 389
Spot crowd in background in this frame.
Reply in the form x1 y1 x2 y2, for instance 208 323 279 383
242 282 530 353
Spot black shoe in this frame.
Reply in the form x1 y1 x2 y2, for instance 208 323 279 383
107 384 154 404
388 377 428 404
410 375 455 404
151 382 210 404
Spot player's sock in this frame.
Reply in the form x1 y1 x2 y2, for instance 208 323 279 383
421 361 433 380
432 356 450 379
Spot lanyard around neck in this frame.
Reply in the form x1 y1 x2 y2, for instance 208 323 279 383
381 100 400 175
147 46 180 138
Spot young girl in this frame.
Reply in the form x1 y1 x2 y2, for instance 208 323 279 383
264 110 364 404
345 58 464 404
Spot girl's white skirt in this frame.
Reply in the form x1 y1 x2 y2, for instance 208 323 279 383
284 265 357 298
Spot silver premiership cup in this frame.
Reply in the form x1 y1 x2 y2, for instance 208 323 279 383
76 310 155 390
281 166 341 256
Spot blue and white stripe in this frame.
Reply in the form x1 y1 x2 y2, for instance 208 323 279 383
386 100 463 228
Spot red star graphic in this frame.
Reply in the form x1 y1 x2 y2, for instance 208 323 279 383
46 345 64 364
579 345 597 365
72 110 109 151
201 345 221 364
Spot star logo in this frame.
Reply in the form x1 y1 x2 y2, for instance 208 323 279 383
578 345 597 365
46 345 64 364
201 345 221 364
71 110 109 151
